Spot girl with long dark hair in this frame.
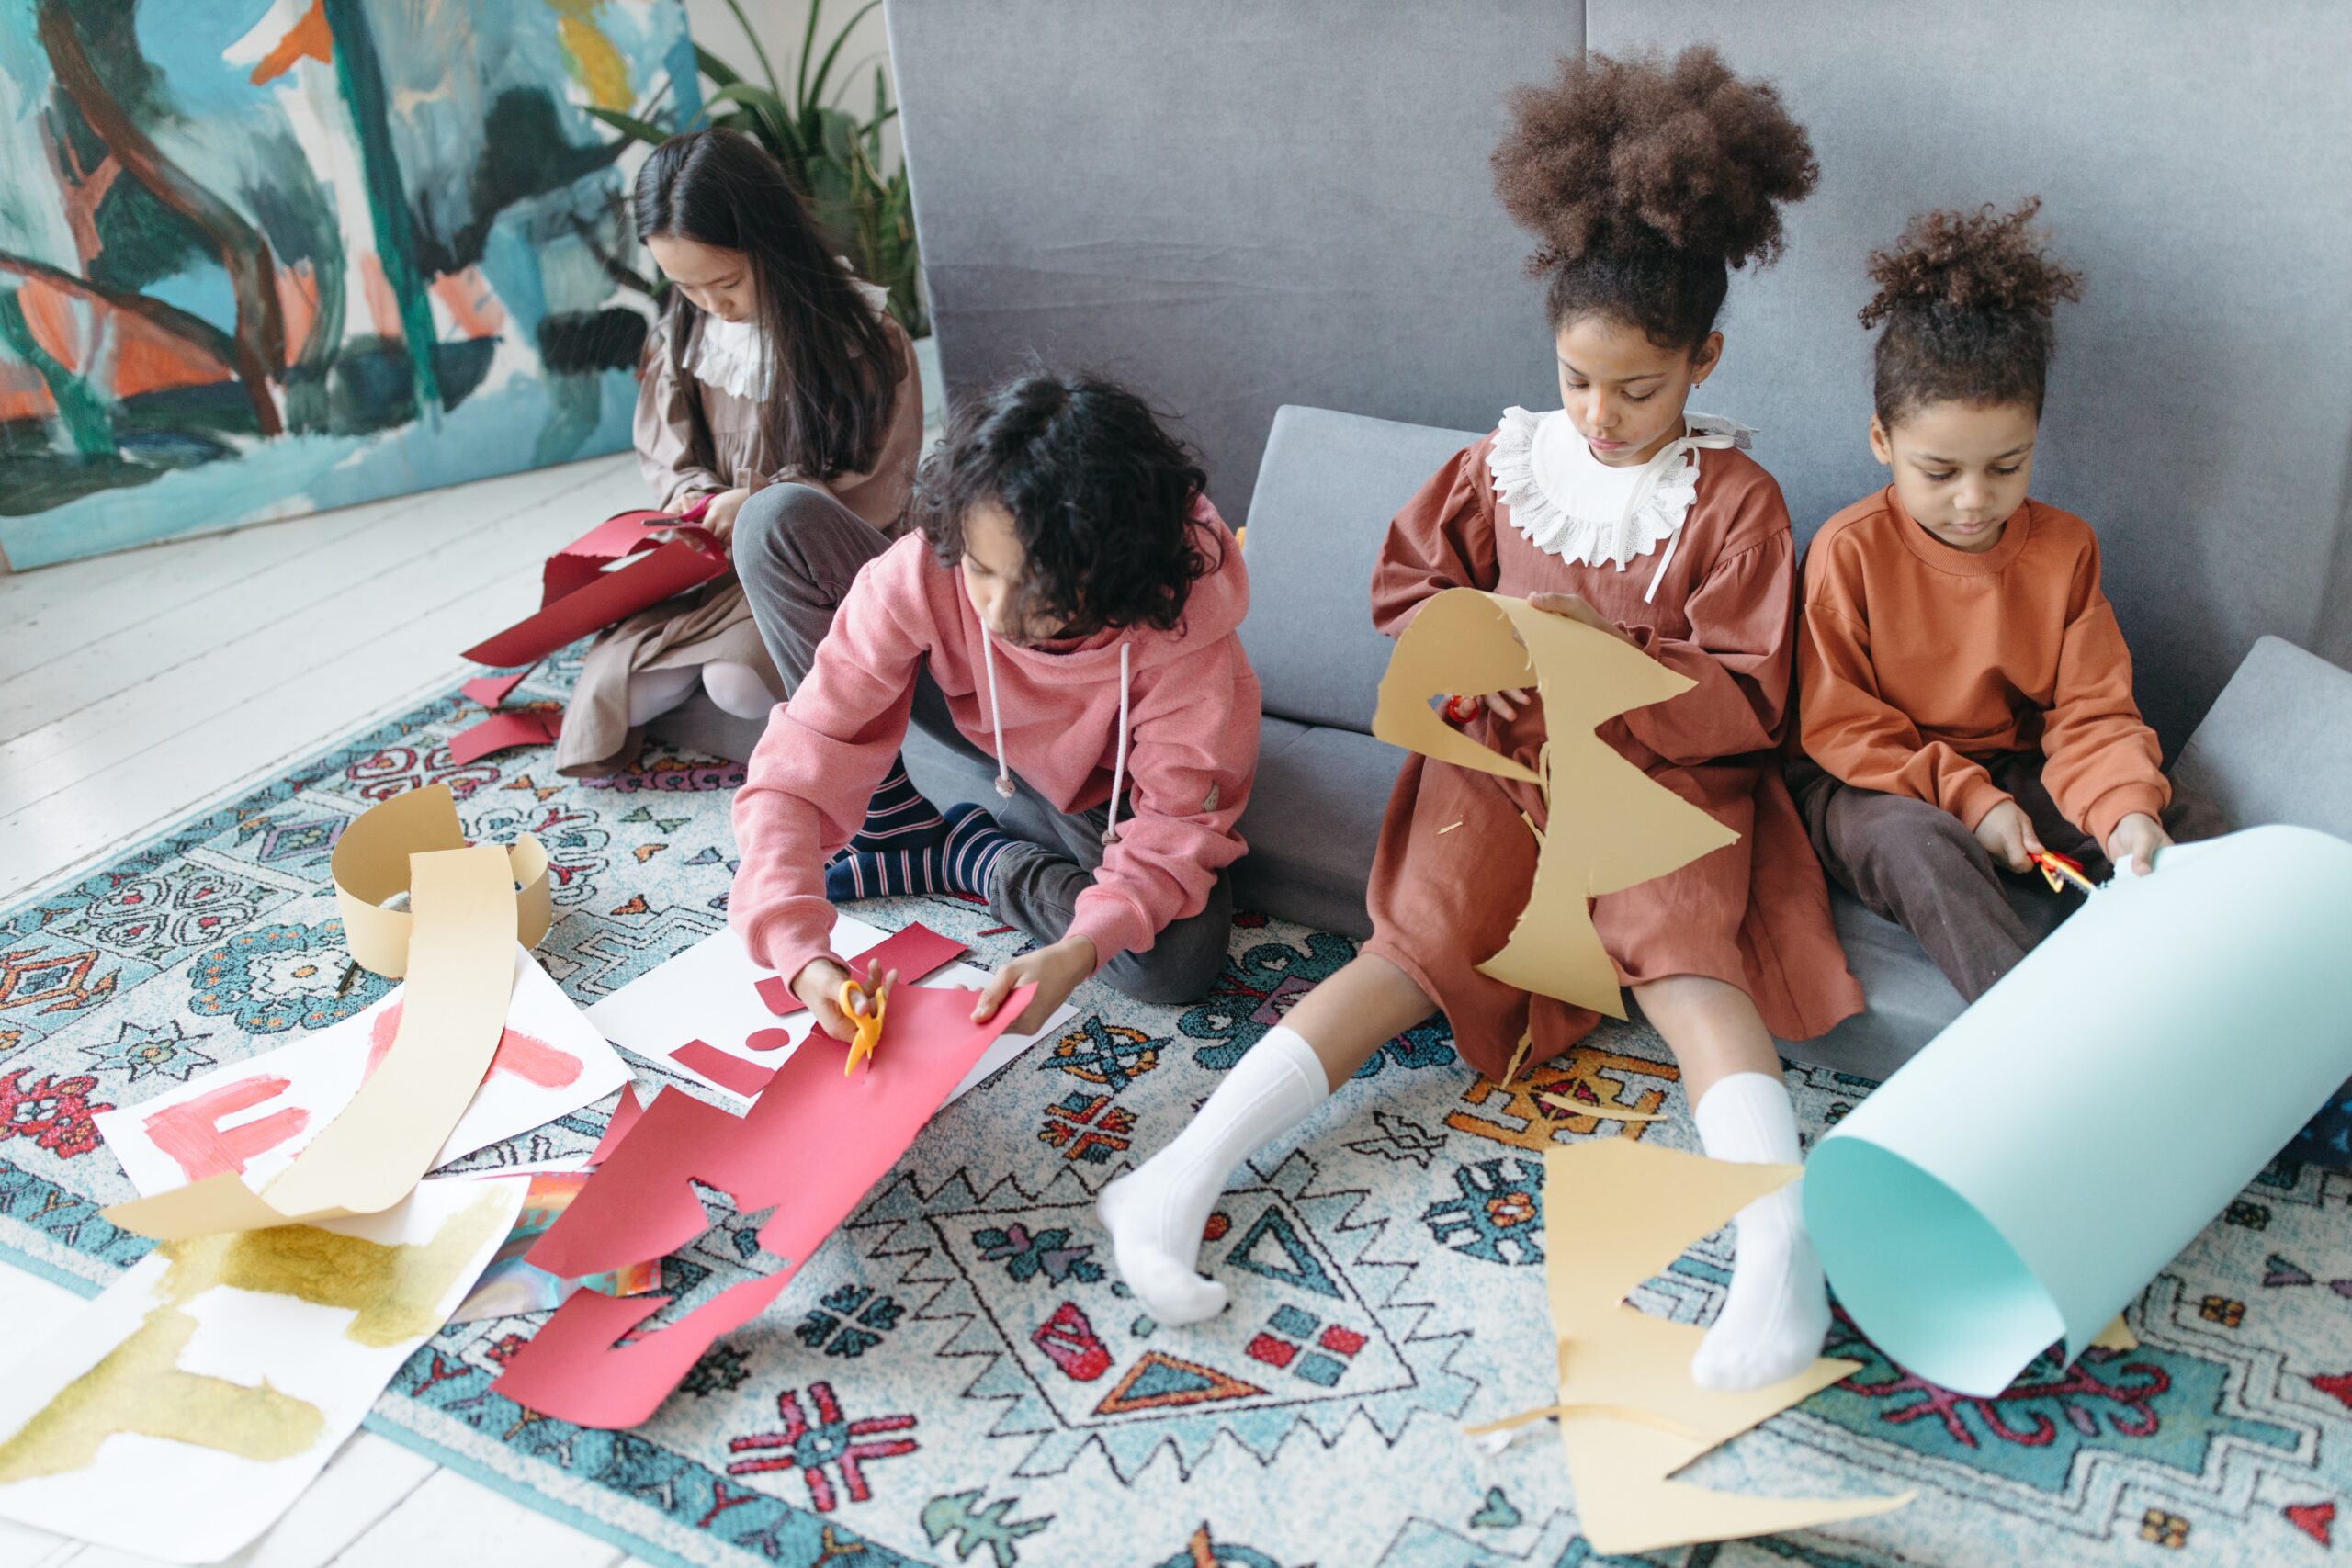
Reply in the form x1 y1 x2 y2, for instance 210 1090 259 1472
559 128 924 784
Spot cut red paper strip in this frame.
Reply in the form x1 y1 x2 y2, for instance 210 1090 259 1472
589 1086 645 1166
499 983 1035 1427
487 1271 791 1430
670 1039 776 1098
753 922 969 1016
462 510 729 669
448 708 559 767
460 669 531 709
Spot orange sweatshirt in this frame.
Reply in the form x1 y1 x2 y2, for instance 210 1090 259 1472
1798 487 2168 843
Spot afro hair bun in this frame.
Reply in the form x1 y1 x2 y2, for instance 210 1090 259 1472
1492 44 1819 275
1860 198 2084 328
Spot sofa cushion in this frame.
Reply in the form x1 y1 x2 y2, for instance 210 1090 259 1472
1232 718 1400 938
1239 405 1481 734
2168 635 2352 841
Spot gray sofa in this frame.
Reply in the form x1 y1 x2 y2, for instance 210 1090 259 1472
652 398 2352 1086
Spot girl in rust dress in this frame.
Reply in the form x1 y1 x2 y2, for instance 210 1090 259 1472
1102 48 1862 1392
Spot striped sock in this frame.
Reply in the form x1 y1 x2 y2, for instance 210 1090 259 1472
850 759 948 852
827 801 1015 902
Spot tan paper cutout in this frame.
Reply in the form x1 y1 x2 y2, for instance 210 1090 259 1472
1541 1092 1662 1122
330 784 548 977
1540 1138 1911 1553
106 846 522 1239
2091 1314 2138 1352
1372 590 1737 1016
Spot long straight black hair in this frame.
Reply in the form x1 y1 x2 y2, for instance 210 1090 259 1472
634 128 902 479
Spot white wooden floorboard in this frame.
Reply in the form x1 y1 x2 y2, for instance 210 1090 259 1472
0 461 569 692
0 459 619 738
0 455 631 800
328 1470 625 1568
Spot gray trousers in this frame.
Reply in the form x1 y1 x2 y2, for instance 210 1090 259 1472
732 483 1233 1007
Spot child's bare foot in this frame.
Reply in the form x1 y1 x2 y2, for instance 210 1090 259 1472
1096 1025 1327 1325
1688 1071 1830 1392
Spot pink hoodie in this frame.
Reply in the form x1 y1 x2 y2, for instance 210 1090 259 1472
730 503 1260 989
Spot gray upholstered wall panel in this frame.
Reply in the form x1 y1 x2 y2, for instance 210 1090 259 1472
886 0 1576 529
1589 0 2352 751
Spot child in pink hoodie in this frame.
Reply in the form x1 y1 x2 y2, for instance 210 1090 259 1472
729 375 1261 1039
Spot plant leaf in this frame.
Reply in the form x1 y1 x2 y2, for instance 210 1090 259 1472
808 0 884 110
694 45 741 88
720 0 780 94
583 105 670 145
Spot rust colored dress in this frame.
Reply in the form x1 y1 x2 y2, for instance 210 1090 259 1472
1362 413 1862 1081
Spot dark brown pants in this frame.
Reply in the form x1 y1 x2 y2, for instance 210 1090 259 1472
1788 751 2107 1004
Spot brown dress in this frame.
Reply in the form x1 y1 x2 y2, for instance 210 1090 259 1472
557 306 924 774
1362 428 1862 1081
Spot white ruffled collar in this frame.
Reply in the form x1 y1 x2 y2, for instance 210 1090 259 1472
684 265 892 400
1488 407 1754 587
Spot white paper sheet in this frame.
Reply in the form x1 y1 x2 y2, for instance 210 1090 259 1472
96 947 628 1201
0 1176 524 1562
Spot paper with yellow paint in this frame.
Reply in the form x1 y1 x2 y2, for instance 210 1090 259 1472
0 1175 523 1562
1537 1139 1910 1553
105 843 524 1239
1372 589 1737 1016
329 783 549 978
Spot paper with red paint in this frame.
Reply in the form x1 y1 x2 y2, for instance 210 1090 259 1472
459 670 531 709
585 913 1069 1102
494 982 1036 1426
752 922 968 1015
96 947 628 1200
447 708 559 766
461 509 728 669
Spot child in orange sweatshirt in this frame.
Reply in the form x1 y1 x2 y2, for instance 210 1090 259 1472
1102 48 1860 1393
1793 201 2170 1003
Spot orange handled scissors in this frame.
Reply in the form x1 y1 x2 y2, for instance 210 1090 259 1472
2034 848 2099 897
837 965 893 1074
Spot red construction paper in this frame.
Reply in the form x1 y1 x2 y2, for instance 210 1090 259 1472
460 669 531 708
589 1087 645 1166
498 982 1035 1427
448 708 559 766
461 510 728 669
752 923 970 1016
670 1039 776 1098
486 1271 791 1430
524 984 1035 1282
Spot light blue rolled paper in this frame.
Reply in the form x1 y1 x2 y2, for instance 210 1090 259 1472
1804 825 2352 1396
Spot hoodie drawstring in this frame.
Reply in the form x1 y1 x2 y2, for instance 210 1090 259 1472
1102 642 1131 847
979 623 1015 799
978 624 1135 843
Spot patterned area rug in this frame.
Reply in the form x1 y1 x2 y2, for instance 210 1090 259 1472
4 659 2350 1567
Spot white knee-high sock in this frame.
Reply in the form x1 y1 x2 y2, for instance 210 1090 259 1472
701 660 778 720
1688 1071 1831 1392
625 665 699 727
1099 1025 1329 1325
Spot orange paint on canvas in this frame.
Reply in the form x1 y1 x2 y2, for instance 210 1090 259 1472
276 260 321 368
357 253 401 341
250 0 334 85
430 267 505 338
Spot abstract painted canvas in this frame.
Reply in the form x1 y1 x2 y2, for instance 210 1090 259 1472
0 0 697 570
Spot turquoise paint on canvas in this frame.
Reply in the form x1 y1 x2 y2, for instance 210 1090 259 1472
1806 826 2352 1396
0 0 703 569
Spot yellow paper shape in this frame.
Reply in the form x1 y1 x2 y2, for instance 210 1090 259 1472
105 845 522 1239
331 784 549 977
1371 590 1737 1015
1541 1139 1912 1553
2091 1314 2139 1352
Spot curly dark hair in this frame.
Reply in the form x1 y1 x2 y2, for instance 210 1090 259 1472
1491 45 1818 350
913 374 1217 637
1861 198 2084 425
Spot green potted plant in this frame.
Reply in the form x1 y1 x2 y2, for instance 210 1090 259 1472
591 0 924 337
